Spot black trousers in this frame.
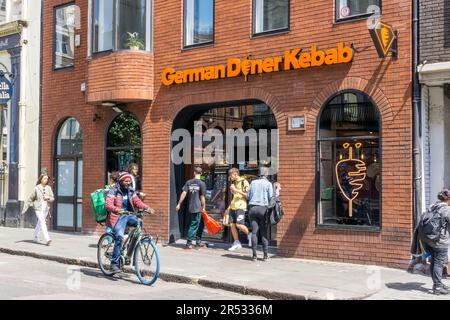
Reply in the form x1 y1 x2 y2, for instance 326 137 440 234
249 205 268 256
426 244 449 288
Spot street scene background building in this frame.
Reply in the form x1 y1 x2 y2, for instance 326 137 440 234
0 0 42 229
37 0 413 269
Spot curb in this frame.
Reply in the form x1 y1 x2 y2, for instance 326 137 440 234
0 247 373 300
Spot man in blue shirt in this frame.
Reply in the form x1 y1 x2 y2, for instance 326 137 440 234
247 166 273 262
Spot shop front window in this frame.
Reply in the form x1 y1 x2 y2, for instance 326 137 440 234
106 113 142 184
336 0 381 21
92 0 152 53
317 91 381 229
54 4 76 69
184 0 214 47
253 0 289 35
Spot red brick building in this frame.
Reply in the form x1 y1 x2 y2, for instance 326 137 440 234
42 0 413 268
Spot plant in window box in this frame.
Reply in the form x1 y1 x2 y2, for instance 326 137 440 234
126 32 144 51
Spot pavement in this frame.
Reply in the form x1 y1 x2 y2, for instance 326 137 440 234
0 226 449 300
0 253 265 300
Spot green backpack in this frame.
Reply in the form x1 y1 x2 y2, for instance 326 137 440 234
91 188 109 224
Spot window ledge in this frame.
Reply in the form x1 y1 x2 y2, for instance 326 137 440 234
182 42 215 52
53 65 74 72
251 29 290 39
333 14 377 26
316 224 381 233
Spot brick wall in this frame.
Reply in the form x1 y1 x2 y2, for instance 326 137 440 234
420 0 450 63
42 0 413 269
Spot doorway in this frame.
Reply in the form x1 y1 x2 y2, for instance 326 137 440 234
54 118 83 231
170 101 278 246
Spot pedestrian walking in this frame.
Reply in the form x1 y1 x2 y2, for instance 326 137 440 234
226 168 252 251
420 189 450 295
21 173 55 246
176 167 206 250
127 163 146 200
108 171 119 188
247 167 273 262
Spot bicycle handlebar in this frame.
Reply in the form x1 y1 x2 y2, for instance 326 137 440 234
120 208 154 217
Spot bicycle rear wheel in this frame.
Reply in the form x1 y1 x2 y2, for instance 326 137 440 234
97 233 116 277
133 237 160 285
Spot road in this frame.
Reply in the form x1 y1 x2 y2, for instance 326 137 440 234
0 253 266 300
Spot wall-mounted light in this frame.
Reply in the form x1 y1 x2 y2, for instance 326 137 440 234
112 106 123 113
92 114 101 122
101 101 116 107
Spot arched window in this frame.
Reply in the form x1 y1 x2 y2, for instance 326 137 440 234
56 117 83 156
317 91 381 228
106 113 142 183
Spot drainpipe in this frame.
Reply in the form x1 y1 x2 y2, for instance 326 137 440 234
413 0 422 226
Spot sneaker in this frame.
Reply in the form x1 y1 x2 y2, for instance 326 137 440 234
33 238 39 244
263 254 269 262
228 241 242 251
252 255 258 262
195 242 205 249
46 240 52 246
184 244 194 250
247 234 252 247
433 286 450 295
110 264 120 273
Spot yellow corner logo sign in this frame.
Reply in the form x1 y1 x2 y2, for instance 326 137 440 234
369 21 398 59
162 42 353 86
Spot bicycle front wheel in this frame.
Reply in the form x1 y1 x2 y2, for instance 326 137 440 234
133 237 160 285
97 232 116 277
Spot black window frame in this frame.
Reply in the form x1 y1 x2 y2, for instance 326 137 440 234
182 0 215 49
335 0 382 23
53 2 76 71
315 90 382 232
91 0 153 55
252 0 290 38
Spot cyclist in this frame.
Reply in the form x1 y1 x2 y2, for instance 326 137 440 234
105 171 152 273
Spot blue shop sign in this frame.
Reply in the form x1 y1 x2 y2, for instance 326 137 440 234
0 74 12 105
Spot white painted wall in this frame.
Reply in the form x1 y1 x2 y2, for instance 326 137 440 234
18 0 41 202
428 86 445 204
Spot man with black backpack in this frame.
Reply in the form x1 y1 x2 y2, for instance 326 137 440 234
418 188 450 295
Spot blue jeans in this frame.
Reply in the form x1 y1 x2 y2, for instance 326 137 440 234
111 215 141 266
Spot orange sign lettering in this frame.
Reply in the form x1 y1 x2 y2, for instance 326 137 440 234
162 42 353 86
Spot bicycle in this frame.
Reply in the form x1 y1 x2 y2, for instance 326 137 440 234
97 209 160 285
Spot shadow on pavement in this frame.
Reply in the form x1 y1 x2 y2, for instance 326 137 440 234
14 240 47 246
79 267 140 285
222 253 254 261
385 282 430 294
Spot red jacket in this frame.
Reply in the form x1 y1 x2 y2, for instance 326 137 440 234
105 185 148 229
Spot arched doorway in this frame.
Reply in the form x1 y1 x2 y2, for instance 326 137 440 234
317 90 381 229
54 118 83 231
170 101 279 246
106 113 142 184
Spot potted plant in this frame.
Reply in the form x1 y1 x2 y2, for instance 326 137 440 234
126 32 144 51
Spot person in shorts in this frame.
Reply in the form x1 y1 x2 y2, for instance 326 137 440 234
227 168 251 251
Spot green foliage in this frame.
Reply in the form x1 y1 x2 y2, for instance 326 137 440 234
107 113 142 148
126 32 144 49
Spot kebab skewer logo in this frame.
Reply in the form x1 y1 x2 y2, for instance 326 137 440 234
335 142 367 217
